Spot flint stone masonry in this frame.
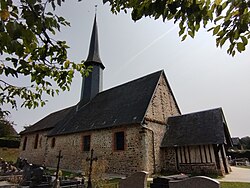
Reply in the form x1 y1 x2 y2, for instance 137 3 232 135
19 131 48 165
119 171 148 188
45 125 146 175
169 176 220 188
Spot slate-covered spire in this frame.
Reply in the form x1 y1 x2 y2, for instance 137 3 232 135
80 14 105 106
85 15 105 69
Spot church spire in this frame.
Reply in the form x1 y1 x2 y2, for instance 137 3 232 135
85 14 105 69
79 14 105 105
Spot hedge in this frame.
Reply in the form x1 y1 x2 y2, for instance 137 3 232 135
227 150 250 161
0 138 20 148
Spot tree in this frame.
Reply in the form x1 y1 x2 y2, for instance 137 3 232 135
1 0 249 112
240 136 250 150
0 0 90 111
0 109 17 137
104 0 250 56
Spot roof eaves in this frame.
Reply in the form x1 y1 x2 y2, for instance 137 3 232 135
48 122 141 137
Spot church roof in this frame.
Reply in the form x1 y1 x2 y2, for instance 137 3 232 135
47 70 165 136
161 108 232 147
85 15 105 69
20 106 74 135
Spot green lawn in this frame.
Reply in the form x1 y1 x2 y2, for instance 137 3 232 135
221 182 250 188
0 147 20 162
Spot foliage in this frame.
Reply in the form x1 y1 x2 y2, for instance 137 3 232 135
0 109 17 137
104 0 250 56
227 150 250 161
0 0 91 111
2 0 249 112
240 136 250 150
0 138 20 148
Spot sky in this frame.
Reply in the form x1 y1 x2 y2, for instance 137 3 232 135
4 0 250 138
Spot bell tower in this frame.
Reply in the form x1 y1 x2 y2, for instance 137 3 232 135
80 15 105 105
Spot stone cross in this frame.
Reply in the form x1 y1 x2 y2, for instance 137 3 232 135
86 149 98 188
55 150 63 180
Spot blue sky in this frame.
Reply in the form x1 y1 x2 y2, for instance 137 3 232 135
6 1 250 137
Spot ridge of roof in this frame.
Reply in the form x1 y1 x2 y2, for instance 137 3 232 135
100 70 164 94
168 107 222 119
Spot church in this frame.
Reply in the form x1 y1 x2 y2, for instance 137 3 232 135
19 16 232 176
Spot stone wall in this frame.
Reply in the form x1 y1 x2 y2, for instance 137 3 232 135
19 131 48 165
161 148 177 172
142 73 180 174
44 124 148 175
144 73 180 123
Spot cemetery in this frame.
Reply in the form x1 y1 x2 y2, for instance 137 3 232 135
1 148 250 188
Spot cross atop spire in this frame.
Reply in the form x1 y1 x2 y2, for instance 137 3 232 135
85 14 105 69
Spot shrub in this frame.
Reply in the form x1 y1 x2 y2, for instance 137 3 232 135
0 138 20 148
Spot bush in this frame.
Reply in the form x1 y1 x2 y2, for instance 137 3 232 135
0 138 20 148
227 150 250 161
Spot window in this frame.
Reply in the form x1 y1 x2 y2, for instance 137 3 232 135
39 137 42 148
34 134 39 149
83 135 91 151
22 137 27 151
51 137 56 148
114 131 125 151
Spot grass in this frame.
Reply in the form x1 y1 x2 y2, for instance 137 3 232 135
0 147 20 162
221 182 250 188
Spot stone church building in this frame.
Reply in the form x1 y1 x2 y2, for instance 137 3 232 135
19 16 232 176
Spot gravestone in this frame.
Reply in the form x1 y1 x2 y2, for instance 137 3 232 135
19 160 32 186
29 167 44 187
150 174 188 188
119 171 148 188
169 176 220 188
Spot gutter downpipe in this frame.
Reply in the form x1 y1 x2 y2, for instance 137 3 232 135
142 124 156 174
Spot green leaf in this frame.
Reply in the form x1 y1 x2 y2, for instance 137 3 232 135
215 0 222 6
236 42 245 52
181 34 187 41
219 37 227 47
213 25 220 35
214 16 224 23
241 36 248 45
188 30 195 38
